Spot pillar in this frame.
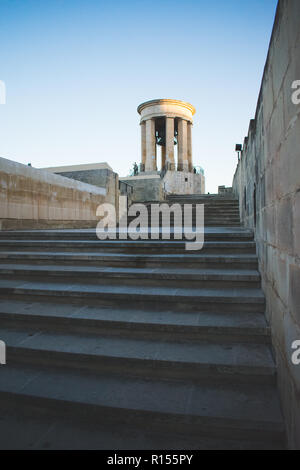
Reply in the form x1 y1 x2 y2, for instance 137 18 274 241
140 121 146 172
187 122 193 172
145 119 156 172
177 119 188 171
165 117 175 171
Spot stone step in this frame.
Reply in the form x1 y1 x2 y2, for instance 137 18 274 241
0 299 271 344
0 263 261 288
142 207 240 215
125 213 241 219
125 219 241 226
0 239 257 253
0 227 253 241
0 251 259 269
125 220 242 227
164 203 240 208
0 364 284 444
1 326 276 384
126 207 240 212
126 207 240 213
165 202 239 206
0 404 284 449
0 279 266 313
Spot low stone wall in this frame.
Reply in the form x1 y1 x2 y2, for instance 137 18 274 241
0 157 107 230
232 0 300 448
43 163 119 210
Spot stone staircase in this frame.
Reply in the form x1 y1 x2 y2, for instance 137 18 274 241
0 194 285 449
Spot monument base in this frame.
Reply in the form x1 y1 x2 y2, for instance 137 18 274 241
119 173 164 202
163 170 205 196
120 170 205 202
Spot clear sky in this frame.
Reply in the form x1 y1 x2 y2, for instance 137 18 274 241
0 0 278 193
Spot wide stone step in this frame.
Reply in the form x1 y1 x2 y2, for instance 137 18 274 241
125 219 241 226
0 264 261 288
0 405 283 449
0 227 253 241
0 326 275 384
0 279 266 313
0 364 284 444
164 203 240 209
125 213 241 219
0 251 258 269
0 299 271 343
126 208 240 213
0 239 257 253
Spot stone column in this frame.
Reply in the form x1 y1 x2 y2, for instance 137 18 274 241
177 119 188 171
161 146 166 171
140 121 146 172
165 117 175 171
187 122 193 172
145 118 157 172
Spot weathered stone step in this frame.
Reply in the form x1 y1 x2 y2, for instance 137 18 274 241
0 239 257 253
0 279 266 313
0 299 271 343
0 252 258 269
125 213 241 219
0 227 253 241
126 207 240 213
1 326 276 384
0 264 261 288
0 404 283 449
0 364 284 443
125 220 242 226
136 212 240 219
164 203 240 209
125 219 241 226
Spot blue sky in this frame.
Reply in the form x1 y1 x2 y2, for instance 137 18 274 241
0 0 278 193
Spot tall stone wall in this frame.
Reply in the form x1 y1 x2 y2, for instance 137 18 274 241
232 0 300 448
0 157 107 230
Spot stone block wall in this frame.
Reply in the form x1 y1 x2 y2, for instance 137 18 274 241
232 0 300 448
0 157 107 230
54 168 119 209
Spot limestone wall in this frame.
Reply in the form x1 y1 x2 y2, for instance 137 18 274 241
0 157 107 230
43 163 119 209
232 0 300 448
